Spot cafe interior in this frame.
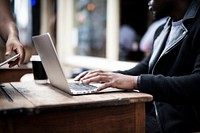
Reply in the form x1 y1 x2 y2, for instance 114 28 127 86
2 0 200 133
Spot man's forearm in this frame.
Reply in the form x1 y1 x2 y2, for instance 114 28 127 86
0 0 18 41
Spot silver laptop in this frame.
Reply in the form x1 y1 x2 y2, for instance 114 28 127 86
32 33 122 95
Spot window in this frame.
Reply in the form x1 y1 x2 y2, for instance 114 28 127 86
74 0 107 58
56 0 147 73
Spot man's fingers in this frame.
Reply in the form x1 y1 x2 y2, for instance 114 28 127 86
82 75 109 84
17 47 25 66
94 83 111 92
74 71 88 81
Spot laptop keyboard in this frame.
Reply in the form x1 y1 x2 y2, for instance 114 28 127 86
68 83 96 91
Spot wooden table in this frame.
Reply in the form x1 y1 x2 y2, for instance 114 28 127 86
0 82 153 133
0 63 32 82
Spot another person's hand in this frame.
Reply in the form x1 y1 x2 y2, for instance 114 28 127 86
5 36 25 67
0 0 25 68
74 70 138 92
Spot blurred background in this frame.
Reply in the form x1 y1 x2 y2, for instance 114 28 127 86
0 0 160 78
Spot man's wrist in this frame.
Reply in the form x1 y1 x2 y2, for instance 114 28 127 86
134 75 140 89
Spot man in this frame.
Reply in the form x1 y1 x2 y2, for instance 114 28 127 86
75 0 200 132
0 0 25 67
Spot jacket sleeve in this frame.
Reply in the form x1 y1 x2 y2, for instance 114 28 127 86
139 69 200 105
115 56 150 75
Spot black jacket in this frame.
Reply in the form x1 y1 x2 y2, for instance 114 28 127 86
117 0 200 132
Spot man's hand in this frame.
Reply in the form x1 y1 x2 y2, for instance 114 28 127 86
5 37 25 67
74 70 138 92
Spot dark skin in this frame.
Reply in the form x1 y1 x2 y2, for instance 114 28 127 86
0 0 25 67
148 0 190 21
74 0 191 92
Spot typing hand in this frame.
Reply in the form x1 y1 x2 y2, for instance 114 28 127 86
75 70 138 92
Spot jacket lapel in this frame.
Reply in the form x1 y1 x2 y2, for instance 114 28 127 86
161 24 188 56
148 22 171 73
149 19 188 73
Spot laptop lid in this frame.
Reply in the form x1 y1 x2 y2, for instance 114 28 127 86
32 33 72 94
